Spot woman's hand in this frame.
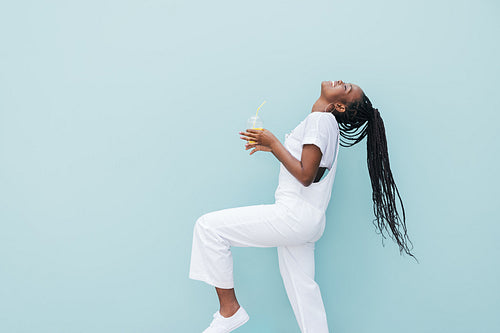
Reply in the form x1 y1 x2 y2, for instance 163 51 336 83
239 128 278 155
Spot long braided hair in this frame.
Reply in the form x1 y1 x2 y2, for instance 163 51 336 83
330 93 417 261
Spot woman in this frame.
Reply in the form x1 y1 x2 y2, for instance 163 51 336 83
189 80 415 333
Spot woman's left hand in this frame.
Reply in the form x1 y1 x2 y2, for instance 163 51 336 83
239 128 278 155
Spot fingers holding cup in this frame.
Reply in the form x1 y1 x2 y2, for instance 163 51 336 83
240 130 257 145
246 128 263 145
240 131 255 143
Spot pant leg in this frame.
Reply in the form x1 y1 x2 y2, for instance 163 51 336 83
189 202 314 289
277 242 329 333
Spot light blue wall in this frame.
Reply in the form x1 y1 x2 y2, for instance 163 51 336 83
1 1 499 332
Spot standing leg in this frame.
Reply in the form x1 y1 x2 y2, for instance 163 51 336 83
277 242 329 333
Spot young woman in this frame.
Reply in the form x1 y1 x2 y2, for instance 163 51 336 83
189 80 415 333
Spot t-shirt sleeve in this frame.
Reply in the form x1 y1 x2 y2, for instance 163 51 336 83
301 113 331 156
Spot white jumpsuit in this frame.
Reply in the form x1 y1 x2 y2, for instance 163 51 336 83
189 112 340 333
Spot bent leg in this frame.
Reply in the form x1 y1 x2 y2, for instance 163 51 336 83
277 242 329 333
189 203 306 289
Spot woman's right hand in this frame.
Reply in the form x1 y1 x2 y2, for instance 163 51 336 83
239 128 278 155
244 142 272 155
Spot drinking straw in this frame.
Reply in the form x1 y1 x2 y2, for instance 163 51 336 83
253 100 266 128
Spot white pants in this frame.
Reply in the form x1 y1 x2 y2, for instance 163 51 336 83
189 198 329 333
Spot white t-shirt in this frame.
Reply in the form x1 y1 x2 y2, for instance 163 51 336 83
284 112 339 170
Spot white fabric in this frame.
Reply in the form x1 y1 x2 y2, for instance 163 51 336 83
189 112 340 333
275 112 339 212
285 111 338 170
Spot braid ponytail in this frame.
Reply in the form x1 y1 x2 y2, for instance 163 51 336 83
332 94 417 261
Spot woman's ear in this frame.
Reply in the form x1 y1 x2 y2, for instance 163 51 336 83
334 103 346 113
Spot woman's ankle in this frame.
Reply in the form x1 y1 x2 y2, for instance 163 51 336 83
219 303 240 318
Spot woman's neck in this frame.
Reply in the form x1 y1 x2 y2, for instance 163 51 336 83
311 97 331 113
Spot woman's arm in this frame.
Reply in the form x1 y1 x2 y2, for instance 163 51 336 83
240 129 322 187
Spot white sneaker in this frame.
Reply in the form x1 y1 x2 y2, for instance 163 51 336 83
202 306 249 333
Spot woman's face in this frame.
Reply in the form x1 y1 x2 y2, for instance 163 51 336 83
321 80 364 111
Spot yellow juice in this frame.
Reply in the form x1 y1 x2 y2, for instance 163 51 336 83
248 128 263 144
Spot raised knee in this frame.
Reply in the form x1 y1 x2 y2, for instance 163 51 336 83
195 214 212 230
194 214 225 244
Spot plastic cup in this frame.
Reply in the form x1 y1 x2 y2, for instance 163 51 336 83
246 115 263 144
